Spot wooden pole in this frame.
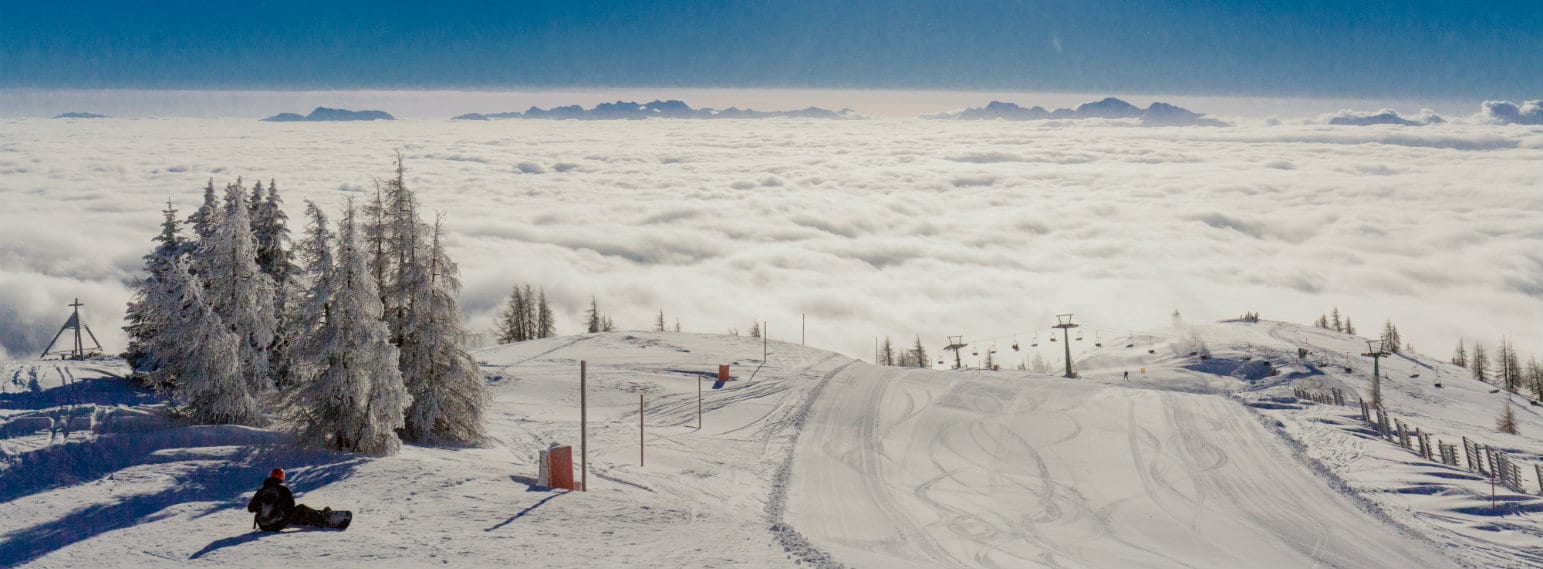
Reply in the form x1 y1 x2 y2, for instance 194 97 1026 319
580 360 587 492
697 374 703 430
639 393 645 467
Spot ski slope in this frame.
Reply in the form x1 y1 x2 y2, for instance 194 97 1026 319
786 319 1542 569
2 322 1540 568
786 364 1453 568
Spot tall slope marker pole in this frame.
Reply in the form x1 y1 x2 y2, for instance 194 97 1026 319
580 360 588 492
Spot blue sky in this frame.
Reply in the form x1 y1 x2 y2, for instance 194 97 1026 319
2 1 1540 98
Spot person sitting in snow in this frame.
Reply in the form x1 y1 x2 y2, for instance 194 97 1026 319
247 468 339 531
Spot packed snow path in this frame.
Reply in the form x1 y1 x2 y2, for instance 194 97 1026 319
786 363 1461 569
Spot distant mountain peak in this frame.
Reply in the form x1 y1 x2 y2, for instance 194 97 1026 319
939 98 1225 126
260 107 396 122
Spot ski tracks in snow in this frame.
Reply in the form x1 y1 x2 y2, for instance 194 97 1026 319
785 365 1463 569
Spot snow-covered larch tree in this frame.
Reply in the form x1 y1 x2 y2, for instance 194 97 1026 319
289 202 409 455
398 215 489 444
157 259 263 425
196 181 278 392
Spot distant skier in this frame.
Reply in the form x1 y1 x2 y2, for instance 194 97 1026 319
1123 370 1130 381
247 468 351 531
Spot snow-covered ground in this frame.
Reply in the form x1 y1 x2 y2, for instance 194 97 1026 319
3 322 1540 567
786 320 1543 568
1 333 851 568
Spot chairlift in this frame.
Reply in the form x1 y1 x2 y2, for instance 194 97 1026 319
1126 331 1135 349
1075 330 1084 342
1031 333 1040 347
972 346 979 357
1147 337 1155 354
1012 336 1020 352
1094 332 1103 348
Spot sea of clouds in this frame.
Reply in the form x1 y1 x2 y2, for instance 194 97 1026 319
1 117 1541 365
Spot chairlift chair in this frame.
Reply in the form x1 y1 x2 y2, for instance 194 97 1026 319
1032 333 1040 347
1126 330 1135 348
1012 336 1020 352
1075 330 1084 342
1094 332 1102 348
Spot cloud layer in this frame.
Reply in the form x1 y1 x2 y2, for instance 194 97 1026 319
1 118 1542 364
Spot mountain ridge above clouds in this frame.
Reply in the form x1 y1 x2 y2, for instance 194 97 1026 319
260 107 396 122
1324 99 1543 126
1479 100 1543 125
452 99 859 121
931 97 1228 126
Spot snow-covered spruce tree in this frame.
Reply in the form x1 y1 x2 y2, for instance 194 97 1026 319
880 336 894 366
278 201 336 385
157 259 263 425
1452 339 1468 368
1343 318 1355 335
672 318 680 333
654 309 666 332
1497 399 1519 435
289 202 408 455
363 181 392 317
398 215 489 444
537 288 556 338
602 316 616 332
253 180 302 386
124 200 188 380
188 178 220 245
750 321 761 338
196 181 278 392
1330 307 1342 332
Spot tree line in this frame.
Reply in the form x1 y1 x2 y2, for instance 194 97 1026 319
123 156 488 455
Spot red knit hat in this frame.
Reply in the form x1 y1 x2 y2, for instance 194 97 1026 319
271 468 285 481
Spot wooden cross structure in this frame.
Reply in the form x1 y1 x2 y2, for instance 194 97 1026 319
41 298 102 360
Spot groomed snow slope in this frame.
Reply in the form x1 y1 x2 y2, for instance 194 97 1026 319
786 320 1542 569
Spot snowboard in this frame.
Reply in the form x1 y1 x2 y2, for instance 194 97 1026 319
320 509 352 530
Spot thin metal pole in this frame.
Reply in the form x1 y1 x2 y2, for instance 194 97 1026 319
580 360 587 492
639 393 645 467
801 313 805 346
697 374 703 430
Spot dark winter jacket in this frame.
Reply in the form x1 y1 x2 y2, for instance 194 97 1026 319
247 477 296 531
